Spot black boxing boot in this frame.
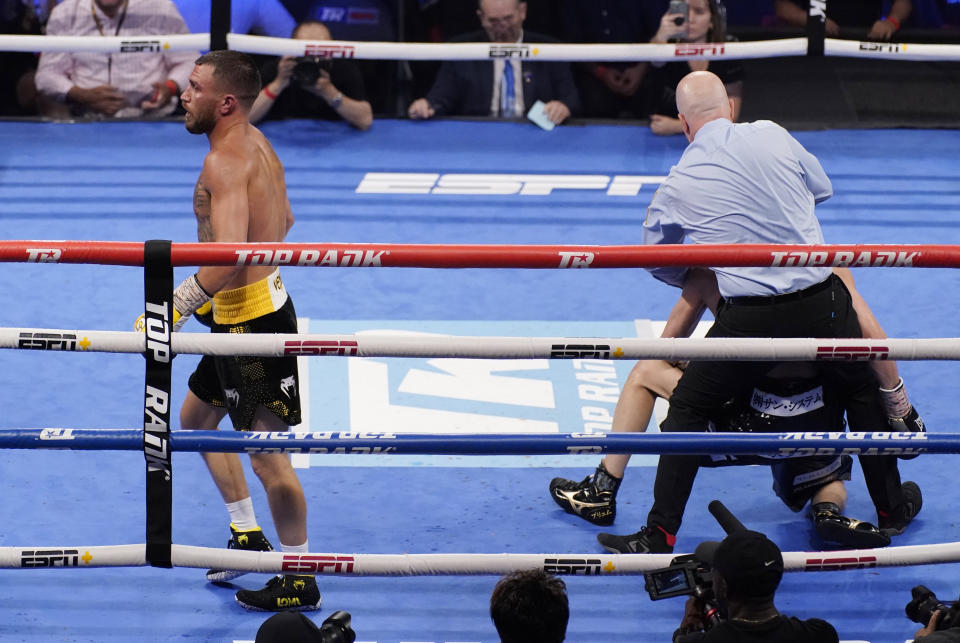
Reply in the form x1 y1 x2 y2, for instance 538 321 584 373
812 501 890 549
549 461 621 526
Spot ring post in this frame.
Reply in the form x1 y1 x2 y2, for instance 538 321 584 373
143 240 174 568
807 0 826 56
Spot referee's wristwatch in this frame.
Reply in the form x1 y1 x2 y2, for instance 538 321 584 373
329 92 343 110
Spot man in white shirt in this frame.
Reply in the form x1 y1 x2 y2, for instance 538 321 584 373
35 0 197 118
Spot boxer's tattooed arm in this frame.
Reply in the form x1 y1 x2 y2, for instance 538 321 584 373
193 180 214 242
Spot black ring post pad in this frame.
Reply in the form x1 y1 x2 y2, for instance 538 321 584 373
143 240 173 568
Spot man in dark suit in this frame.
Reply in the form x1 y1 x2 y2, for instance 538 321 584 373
407 0 579 125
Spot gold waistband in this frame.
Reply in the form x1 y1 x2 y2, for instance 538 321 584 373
213 269 288 325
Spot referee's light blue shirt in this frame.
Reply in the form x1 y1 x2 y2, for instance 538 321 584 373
642 118 833 298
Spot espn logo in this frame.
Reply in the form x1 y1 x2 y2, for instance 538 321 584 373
815 346 889 361
17 332 79 351
859 42 903 53
804 555 877 571
284 340 359 356
282 554 355 573
675 44 725 56
120 40 162 52
489 44 532 58
543 558 604 575
303 44 356 58
20 549 83 567
550 344 611 359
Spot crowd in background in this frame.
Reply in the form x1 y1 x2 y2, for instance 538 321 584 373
2 0 960 122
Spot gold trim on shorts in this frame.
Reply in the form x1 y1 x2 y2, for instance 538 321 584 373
213 269 288 324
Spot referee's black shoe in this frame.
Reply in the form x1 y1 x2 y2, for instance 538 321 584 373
597 525 674 554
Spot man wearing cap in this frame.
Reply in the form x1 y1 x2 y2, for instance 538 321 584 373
675 530 839 642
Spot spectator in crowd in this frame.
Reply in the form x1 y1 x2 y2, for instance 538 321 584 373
559 0 656 118
172 0 295 38
303 0 398 113
774 0 912 40
644 0 743 136
413 0 562 43
407 0 579 125
35 0 197 119
0 0 51 115
674 530 839 642
250 20 373 130
490 569 569 643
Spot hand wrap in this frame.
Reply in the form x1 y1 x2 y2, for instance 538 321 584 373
879 377 912 418
171 273 212 331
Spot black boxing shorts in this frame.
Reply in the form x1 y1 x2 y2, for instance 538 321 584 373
188 270 302 431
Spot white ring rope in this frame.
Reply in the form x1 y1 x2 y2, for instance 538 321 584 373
2 33 959 62
227 34 808 61
0 33 208 53
823 37 960 61
3 328 958 361
4 542 960 574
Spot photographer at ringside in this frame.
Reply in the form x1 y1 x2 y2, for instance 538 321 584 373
255 609 356 643
909 586 960 642
673 531 837 643
250 20 373 130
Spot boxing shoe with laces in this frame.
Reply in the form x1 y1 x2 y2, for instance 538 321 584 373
206 523 274 583
596 525 674 554
549 462 621 526
235 574 322 612
878 481 923 536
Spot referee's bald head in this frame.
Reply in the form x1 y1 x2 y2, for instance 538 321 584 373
676 71 733 141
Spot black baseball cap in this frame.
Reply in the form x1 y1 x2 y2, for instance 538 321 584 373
255 612 324 643
695 530 784 599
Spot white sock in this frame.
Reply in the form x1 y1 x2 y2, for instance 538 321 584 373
225 497 257 531
280 540 309 553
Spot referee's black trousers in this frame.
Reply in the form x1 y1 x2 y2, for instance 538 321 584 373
647 273 905 536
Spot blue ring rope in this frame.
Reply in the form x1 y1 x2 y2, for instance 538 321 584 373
0 429 936 457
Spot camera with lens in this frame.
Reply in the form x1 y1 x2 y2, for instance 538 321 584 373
906 586 960 632
668 0 688 26
292 56 333 88
644 554 721 629
318 610 356 643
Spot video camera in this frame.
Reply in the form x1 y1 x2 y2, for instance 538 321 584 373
906 586 960 632
292 56 333 87
644 554 722 629
317 610 356 643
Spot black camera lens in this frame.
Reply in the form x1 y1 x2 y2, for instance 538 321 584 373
673 15 685 26
318 610 356 643
906 585 951 629
292 56 331 88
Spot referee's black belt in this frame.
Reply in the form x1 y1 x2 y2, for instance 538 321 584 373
724 276 834 306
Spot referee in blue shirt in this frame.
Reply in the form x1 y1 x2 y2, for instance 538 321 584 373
598 71 908 555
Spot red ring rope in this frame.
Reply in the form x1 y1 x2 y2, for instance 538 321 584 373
0 241 953 269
